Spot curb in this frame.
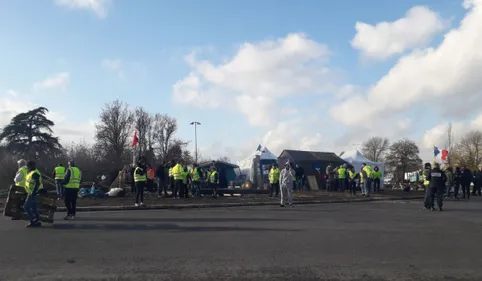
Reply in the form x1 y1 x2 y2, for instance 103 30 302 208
58 196 424 212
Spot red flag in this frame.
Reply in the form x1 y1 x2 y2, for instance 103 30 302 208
132 131 138 147
441 149 448 161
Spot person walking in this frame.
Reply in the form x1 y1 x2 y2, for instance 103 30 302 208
268 164 280 197
52 164 65 199
23 160 44 227
426 163 447 211
133 158 147 207
62 161 82 220
279 162 294 207
422 163 432 209
444 166 454 198
472 165 482 196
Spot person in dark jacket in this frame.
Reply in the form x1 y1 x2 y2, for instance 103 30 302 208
294 164 305 191
453 166 462 199
422 163 432 209
156 164 167 197
444 166 454 198
472 165 482 196
426 163 447 211
461 166 472 199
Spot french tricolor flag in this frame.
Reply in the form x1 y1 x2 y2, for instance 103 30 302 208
434 146 448 163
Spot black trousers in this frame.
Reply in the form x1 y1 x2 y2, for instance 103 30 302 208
424 186 432 208
472 181 481 196
461 183 471 199
269 182 279 196
64 188 79 216
179 182 189 198
174 180 182 198
338 178 346 192
429 186 444 209
349 180 357 195
454 183 460 198
135 181 145 203
158 178 168 196
210 183 218 197
373 178 380 193
168 176 174 190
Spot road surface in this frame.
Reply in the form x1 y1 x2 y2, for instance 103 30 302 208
1 198 482 280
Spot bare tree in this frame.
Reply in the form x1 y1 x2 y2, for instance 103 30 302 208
361 136 390 162
453 130 482 170
385 139 422 180
152 114 185 163
133 107 152 157
95 100 133 168
218 156 231 163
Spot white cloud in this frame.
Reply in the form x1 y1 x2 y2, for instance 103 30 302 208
351 6 447 60
54 0 111 18
33 72 70 91
423 114 482 149
6 90 18 97
172 33 336 126
332 0 482 129
0 96 96 145
101 58 124 78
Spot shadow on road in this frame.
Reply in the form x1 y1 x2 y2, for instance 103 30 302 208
74 217 295 223
52 223 302 232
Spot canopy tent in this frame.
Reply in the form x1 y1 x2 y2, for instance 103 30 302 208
278 150 348 177
340 149 385 189
237 146 278 182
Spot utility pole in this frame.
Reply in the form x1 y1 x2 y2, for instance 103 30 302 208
190 121 201 163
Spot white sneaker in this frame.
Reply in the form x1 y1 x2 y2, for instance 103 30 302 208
135 203 139 207
140 202 144 206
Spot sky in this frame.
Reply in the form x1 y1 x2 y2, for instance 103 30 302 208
1 0 482 163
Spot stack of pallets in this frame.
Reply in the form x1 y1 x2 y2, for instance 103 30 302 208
3 183 58 224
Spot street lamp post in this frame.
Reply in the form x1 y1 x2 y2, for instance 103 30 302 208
190 121 201 163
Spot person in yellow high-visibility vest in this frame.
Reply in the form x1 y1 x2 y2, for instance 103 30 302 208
190 163 201 197
52 164 66 199
11 159 28 221
268 164 280 197
337 164 348 192
372 166 382 193
180 165 189 198
172 160 183 199
422 162 432 209
348 167 358 196
361 163 372 196
23 160 44 227
62 160 82 220
133 158 147 207
209 166 219 198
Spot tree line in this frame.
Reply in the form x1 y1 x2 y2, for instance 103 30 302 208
0 100 195 189
360 125 482 180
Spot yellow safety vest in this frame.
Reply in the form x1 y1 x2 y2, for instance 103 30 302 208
168 167 173 177
133 167 146 182
191 168 199 181
65 167 82 188
423 171 430 186
338 167 347 179
210 171 219 184
182 168 188 184
348 170 356 179
25 169 43 194
206 171 212 183
269 168 280 183
172 164 183 180
372 170 382 179
54 166 66 180
17 166 28 188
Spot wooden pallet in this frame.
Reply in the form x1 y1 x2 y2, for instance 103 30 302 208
3 185 57 223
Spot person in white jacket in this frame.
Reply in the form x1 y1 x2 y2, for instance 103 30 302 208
279 162 294 207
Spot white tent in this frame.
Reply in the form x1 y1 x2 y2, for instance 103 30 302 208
237 146 278 182
340 150 386 188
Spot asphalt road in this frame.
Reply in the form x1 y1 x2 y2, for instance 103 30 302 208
1 198 482 281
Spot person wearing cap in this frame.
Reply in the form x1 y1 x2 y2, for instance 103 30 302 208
62 160 82 220
52 164 66 199
426 162 447 211
279 162 294 207
23 160 43 227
